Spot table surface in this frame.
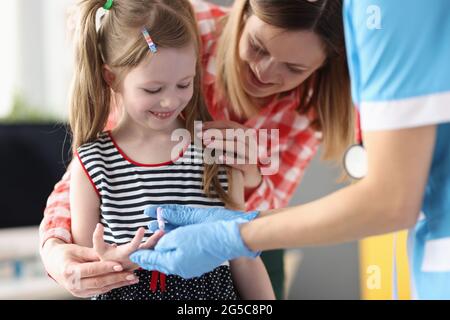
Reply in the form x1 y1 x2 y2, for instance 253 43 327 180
0 226 41 261
0 226 74 299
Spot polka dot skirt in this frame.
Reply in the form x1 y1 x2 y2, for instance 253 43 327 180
93 266 238 300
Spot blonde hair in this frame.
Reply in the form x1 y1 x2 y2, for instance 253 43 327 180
216 0 354 160
69 0 235 207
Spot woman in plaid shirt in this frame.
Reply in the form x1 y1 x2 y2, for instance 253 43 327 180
40 0 353 298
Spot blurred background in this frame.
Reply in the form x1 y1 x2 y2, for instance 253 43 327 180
0 0 409 299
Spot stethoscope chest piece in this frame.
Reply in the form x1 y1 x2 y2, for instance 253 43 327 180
343 144 368 180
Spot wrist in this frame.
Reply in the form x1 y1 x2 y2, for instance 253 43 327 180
233 221 260 258
244 210 260 221
243 165 263 190
40 238 66 283
42 238 65 254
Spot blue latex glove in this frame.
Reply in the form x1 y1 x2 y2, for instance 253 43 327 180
129 218 259 279
144 204 259 233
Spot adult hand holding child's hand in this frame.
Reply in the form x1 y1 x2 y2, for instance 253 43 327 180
92 224 164 271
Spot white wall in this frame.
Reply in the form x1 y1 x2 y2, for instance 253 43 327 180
15 0 45 113
42 0 76 119
0 1 18 117
1 0 75 120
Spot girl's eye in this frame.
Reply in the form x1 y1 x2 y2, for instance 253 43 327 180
144 88 161 94
177 82 192 89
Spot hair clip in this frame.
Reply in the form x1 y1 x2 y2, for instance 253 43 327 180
103 0 113 10
141 28 158 54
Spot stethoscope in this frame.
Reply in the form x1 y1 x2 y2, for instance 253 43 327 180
343 110 368 180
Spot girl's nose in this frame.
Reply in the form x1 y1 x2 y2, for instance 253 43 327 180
160 97 179 109
160 99 171 108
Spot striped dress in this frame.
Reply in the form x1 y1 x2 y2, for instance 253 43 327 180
76 131 237 300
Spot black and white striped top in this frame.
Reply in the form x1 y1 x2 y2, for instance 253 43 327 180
76 131 228 245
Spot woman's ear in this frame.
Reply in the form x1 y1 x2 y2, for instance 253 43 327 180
102 65 116 90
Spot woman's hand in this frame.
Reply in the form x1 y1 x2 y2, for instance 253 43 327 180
198 121 263 190
40 238 139 298
144 204 259 233
92 224 164 271
130 219 260 279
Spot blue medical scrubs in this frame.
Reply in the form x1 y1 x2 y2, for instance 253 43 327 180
344 0 450 299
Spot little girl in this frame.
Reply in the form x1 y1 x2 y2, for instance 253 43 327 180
69 0 274 300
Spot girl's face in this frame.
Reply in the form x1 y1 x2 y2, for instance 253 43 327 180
117 44 197 132
239 14 327 99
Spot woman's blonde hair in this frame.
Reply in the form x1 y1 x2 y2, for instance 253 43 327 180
216 0 354 160
69 0 235 207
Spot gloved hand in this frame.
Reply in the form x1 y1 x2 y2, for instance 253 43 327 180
144 204 259 233
129 218 259 279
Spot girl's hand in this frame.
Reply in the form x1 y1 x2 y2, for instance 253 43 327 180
92 224 164 271
198 121 263 189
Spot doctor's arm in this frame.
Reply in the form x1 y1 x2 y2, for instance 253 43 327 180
241 125 436 251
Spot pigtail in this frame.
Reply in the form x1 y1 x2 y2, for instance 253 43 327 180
69 0 111 151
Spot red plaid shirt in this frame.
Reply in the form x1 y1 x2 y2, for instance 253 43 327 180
39 0 321 246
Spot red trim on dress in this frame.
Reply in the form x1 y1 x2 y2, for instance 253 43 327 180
107 131 189 168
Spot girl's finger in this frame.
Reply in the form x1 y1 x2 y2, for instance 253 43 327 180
127 227 146 252
92 223 107 256
139 230 165 249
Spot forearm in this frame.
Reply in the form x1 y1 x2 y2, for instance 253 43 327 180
242 126 435 251
40 218 73 248
230 257 275 300
40 238 65 258
40 238 77 284
242 179 419 251
39 162 74 247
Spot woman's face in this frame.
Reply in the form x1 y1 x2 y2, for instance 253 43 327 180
239 14 327 99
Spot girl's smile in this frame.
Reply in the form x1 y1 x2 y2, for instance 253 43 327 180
147 109 178 120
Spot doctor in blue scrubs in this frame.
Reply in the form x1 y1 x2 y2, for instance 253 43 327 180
131 0 450 299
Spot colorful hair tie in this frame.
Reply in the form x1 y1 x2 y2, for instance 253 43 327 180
103 0 114 10
141 28 158 54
